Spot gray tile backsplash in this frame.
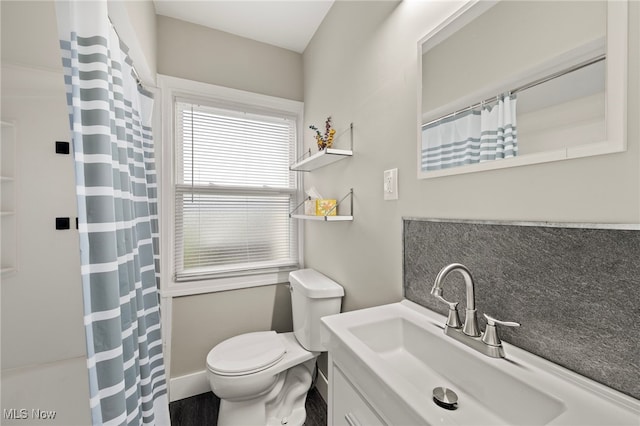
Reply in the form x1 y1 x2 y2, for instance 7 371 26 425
403 219 640 400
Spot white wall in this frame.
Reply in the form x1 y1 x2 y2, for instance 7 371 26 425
1 1 89 422
302 0 640 316
157 15 303 101
0 64 85 369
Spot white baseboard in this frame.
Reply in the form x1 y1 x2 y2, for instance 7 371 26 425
169 370 210 402
315 367 328 403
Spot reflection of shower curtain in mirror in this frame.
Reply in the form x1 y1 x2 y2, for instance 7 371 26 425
421 109 481 171
480 95 518 162
422 94 518 172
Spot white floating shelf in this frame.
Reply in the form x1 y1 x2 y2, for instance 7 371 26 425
1 176 14 182
291 214 353 222
290 148 353 172
1 267 16 275
1 211 15 216
289 189 354 222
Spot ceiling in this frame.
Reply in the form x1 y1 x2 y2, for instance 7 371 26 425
153 0 335 54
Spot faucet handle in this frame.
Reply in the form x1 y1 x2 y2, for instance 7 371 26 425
433 292 462 329
481 314 520 346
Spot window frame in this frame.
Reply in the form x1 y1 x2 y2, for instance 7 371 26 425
159 75 304 297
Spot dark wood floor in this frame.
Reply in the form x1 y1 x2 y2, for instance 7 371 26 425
169 387 327 426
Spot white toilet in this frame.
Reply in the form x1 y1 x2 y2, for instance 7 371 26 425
206 269 344 426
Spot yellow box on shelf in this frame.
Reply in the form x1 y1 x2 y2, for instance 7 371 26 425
304 199 337 216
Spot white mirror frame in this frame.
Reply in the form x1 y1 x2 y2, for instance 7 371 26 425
417 0 628 179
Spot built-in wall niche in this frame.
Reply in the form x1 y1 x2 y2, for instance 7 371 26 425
1 121 17 275
418 0 628 178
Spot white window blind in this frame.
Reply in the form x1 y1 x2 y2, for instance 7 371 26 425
175 100 299 281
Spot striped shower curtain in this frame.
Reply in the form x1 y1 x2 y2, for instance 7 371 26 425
480 94 518 161
421 109 482 171
421 94 518 172
56 1 169 424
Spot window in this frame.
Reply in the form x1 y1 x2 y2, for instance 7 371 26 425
174 99 300 281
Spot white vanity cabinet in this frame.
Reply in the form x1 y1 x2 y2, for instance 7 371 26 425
323 312 434 426
326 351 425 426
330 363 386 426
322 301 640 426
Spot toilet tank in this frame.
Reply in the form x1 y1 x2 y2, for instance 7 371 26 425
289 269 344 352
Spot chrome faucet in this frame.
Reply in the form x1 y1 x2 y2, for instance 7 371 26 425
431 263 481 337
431 263 519 358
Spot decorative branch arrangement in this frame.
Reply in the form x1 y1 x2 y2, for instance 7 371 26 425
309 116 336 151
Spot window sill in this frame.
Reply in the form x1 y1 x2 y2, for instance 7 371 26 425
161 267 298 297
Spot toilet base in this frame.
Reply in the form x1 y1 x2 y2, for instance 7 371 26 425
217 359 316 426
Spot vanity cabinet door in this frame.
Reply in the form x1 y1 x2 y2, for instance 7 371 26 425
332 365 386 426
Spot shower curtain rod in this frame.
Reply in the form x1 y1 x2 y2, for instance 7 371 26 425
422 54 606 129
108 18 144 89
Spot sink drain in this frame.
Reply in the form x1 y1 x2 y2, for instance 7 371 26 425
432 387 458 410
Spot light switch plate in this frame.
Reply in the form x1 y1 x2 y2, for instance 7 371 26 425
384 168 398 200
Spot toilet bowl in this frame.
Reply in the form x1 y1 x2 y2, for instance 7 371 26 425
206 269 344 426
207 332 317 425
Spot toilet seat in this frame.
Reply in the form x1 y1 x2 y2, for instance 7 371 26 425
207 331 286 376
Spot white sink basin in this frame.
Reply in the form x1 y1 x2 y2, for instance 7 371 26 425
321 300 640 425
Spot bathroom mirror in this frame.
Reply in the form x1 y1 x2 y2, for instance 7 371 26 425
417 0 628 179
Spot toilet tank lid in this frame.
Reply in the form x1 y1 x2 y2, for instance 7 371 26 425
289 269 344 298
